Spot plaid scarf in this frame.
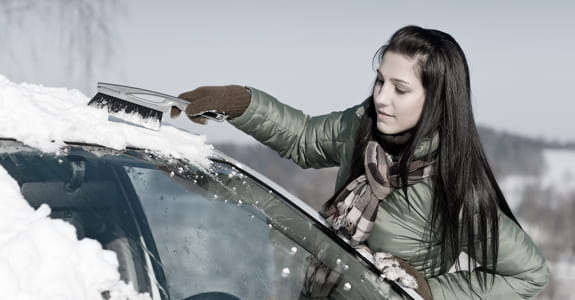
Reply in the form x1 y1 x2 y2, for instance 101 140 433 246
320 138 435 246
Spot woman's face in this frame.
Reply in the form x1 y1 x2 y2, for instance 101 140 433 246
373 51 426 135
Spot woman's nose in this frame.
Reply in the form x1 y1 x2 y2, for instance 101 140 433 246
374 84 391 106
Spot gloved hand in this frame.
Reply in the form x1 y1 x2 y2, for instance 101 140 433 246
177 85 251 124
374 252 433 300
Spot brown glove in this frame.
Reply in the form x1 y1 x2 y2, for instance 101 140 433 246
177 85 251 124
375 253 433 300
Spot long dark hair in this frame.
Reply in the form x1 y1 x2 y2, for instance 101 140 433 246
341 25 521 290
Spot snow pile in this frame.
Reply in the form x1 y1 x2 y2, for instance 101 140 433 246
0 74 213 168
0 167 151 300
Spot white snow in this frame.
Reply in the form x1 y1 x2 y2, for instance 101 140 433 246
498 149 575 299
0 166 151 300
373 252 418 290
0 75 215 299
546 259 575 300
499 148 575 208
541 149 575 197
499 175 538 210
0 74 213 168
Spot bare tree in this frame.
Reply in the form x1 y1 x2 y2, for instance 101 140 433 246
0 0 121 92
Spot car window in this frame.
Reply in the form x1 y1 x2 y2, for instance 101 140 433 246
0 142 163 298
126 154 406 300
0 140 406 300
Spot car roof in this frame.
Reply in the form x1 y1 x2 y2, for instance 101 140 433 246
0 76 213 169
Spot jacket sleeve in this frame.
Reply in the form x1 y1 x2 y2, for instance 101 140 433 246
427 212 550 300
228 87 363 169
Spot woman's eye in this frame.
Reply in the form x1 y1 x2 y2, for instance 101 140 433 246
395 87 406 94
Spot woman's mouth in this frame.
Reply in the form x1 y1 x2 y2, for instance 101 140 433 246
377 111 394 119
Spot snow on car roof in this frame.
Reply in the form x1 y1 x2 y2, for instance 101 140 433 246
0 74 213 169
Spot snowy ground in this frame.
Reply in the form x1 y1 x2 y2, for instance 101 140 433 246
545 259 575 300
540 149 575 198
499 149 575 299
0 75 214 299
500 149 575 210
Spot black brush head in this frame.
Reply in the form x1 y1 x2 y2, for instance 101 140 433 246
89 92 163 121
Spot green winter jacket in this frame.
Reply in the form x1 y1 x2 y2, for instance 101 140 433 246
229 87 550 300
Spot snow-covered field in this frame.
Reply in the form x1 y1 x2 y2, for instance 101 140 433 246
0 75 214 299
499 149 575 299
500 149 575 210
541 149 575 197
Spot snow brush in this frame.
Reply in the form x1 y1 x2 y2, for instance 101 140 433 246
88 82 228 130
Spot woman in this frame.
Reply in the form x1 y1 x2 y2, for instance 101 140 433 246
178 25 549 299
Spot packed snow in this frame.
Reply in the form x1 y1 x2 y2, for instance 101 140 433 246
0 74 213 168
0 75 214 299
0 166 151 300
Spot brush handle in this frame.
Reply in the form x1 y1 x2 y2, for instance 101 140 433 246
97 82 228 122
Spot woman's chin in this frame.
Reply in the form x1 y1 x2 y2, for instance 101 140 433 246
376 122 397 135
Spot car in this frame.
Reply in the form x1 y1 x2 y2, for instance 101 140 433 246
0 77 421 300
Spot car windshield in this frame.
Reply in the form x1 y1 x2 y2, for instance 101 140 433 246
0 140 406 300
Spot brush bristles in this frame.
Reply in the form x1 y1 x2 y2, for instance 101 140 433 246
89 92 163 122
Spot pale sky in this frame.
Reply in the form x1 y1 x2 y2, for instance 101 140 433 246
1 0 574 144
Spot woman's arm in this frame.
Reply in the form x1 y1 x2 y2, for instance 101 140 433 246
427 212 550 300
229 87 364 169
